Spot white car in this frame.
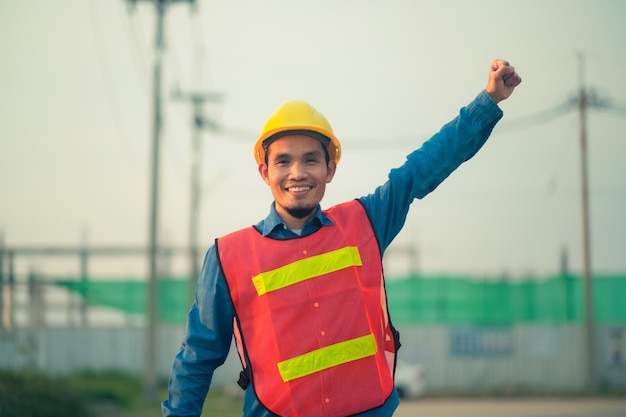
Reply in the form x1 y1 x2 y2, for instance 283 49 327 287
394 360 425 399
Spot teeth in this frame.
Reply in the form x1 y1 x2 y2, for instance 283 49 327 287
289 186 310 192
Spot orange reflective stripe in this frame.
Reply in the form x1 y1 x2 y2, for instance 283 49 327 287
251 246 362 296
277 334 377 382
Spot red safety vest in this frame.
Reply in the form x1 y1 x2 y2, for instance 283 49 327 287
217 200 398 417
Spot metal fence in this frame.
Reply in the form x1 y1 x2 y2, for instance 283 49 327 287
1 244 625 393
1 323 625 393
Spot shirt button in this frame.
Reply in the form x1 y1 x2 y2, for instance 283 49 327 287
314 302 319 308
302 249 308 255
320 331 326 336
324 398 330 403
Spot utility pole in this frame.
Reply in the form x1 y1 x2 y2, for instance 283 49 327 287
80 228 89 327
571 52 620 389
0 231 4 330
576 51 595 390
171 88 223 306
127 0 196 404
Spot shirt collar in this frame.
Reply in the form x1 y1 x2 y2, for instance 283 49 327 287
256 202 334 237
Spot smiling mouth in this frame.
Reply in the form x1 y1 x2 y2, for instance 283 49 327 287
288 186 311 192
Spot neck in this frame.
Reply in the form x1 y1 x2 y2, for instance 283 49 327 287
282 214 312 231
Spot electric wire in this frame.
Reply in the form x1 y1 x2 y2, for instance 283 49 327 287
591 104 626 118
517 122 578 273
317 102 577 151
159 12 191 182
88 0 142 172
190 5 212 89
495 101 575 134
119 1 149 94
123 1 190 184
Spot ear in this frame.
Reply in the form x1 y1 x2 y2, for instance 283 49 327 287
325 160 337 183
258 163 270 185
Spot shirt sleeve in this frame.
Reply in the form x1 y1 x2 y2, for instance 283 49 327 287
359 90 503 253
161 245 235 417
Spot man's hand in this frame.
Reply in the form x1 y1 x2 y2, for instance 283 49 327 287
486 59 522 103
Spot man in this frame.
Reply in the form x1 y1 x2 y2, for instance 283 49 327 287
162 59 522 417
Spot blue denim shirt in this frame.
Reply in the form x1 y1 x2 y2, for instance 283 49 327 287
162 90 502 417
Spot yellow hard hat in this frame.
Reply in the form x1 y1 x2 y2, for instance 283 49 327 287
253 101 341 165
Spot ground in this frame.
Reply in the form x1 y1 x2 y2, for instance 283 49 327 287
394 397 626 417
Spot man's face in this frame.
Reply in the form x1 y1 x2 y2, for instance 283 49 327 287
258 134 336 229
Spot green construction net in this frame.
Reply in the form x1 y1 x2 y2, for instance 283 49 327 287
55 274 626 325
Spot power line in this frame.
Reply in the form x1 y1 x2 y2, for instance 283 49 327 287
496 101 574 133
591 104 626 118
88 0 141 171
120 3 150 93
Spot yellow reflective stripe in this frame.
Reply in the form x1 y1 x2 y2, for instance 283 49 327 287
251 246 362 296
277 334 377 382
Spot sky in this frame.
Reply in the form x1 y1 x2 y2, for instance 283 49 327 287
1 0 625 280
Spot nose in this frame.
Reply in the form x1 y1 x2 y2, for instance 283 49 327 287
289 161 307 180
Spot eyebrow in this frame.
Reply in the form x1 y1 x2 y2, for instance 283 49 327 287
272 150 323 161
302 150 323 159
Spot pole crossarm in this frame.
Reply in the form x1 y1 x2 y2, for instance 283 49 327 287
171 88 224 130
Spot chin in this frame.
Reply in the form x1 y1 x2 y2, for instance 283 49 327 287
285 205 316 219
